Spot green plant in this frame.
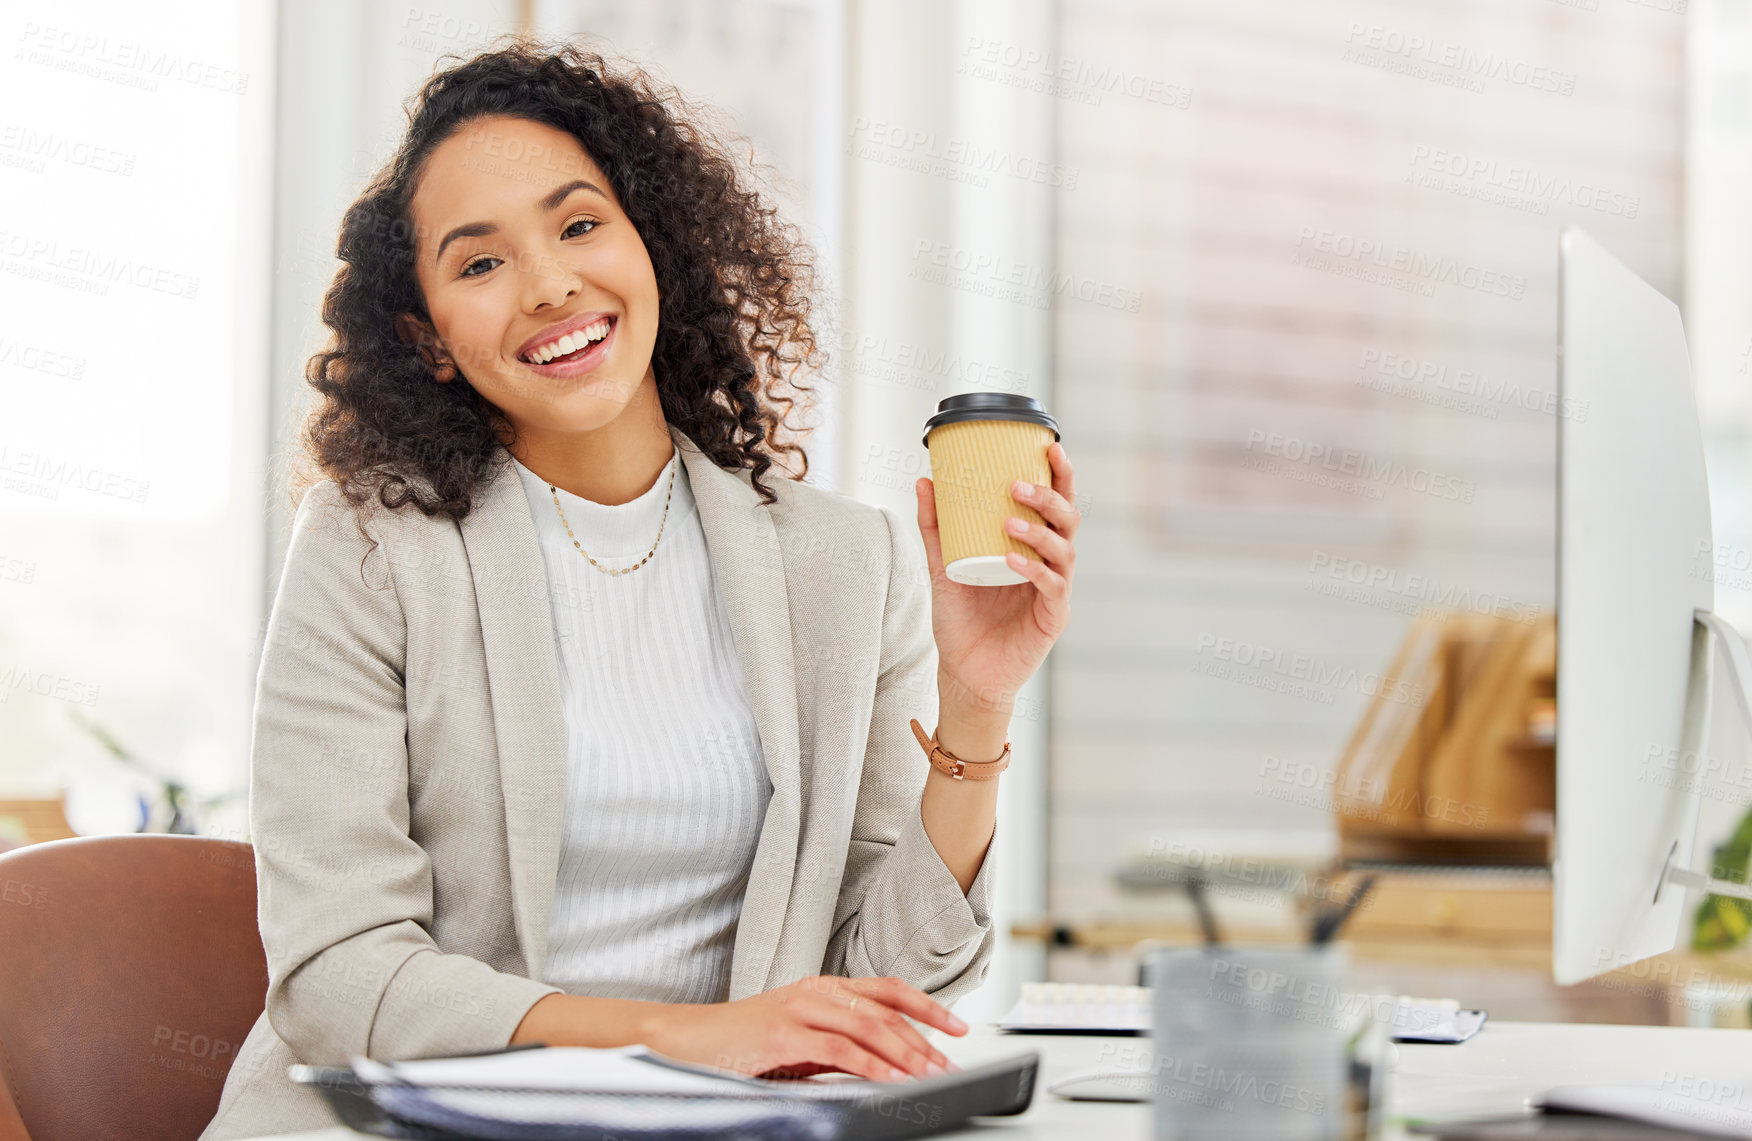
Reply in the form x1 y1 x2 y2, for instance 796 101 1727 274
65 708 224 835
1691 808 1752 951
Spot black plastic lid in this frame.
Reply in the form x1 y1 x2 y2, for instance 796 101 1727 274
921 392 1059 447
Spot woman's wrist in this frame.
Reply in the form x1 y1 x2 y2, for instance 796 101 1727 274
933 712 1010 767
935 669 1019 719
934 673 1014 764
635 998 692 1055
509 991 679 1049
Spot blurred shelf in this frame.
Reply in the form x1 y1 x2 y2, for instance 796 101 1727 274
0 798 75 852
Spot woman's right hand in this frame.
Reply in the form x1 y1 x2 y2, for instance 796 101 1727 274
643 975 968 1081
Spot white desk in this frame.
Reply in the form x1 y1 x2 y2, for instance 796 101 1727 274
243 1020 1752 1140
1390 1020 1752 1122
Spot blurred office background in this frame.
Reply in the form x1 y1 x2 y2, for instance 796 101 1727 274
4 0 1752 1024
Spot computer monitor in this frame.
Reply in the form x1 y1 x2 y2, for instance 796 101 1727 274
1553 227 1752 984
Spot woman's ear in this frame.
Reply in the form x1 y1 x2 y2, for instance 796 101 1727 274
395 313 458 382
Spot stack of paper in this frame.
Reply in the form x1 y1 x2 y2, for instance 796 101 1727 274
334 1046 847 1140
1542 1083 1752 1140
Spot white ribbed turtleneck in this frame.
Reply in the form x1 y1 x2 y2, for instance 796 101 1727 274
509 448 772 1004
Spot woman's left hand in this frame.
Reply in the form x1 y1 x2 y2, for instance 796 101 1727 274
914 441 1079 716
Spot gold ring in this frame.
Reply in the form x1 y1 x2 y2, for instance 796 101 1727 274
847 995 861 1015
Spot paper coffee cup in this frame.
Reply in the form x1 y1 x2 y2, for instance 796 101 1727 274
922 393 1060 587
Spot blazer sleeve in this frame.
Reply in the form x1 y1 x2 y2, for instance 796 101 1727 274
820 505 996 1006
251 482 562 1065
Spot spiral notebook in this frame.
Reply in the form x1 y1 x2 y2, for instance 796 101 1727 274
290 1043 1037 1141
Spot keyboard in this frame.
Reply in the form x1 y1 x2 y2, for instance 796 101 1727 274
996 981 1485 1043
997 983 1150 1034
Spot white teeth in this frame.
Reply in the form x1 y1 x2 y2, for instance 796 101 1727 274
527 319 611 364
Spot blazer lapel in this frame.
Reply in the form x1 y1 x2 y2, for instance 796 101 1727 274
461 430 802 993
672 428 802 998
459 454 570 981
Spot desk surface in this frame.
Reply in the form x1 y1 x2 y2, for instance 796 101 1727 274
242 1020 1752 1140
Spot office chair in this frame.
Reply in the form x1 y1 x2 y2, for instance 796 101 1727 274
0 835 267 1141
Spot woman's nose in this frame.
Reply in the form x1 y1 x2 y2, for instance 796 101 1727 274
522 250 583 310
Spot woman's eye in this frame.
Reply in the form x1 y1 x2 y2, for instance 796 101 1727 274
457 221 593 276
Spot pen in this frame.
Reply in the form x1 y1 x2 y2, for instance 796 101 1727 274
1186 876 1224 947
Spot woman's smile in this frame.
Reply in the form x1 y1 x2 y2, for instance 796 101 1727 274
516 310 618 377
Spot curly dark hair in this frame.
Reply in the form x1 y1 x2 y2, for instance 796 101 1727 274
287 36 820 528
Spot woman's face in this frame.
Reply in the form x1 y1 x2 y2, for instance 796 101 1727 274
403 114 661 439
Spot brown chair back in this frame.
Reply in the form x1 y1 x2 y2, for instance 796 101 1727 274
0 835 266 1141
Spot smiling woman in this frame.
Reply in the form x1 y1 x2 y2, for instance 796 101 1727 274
198 37 1079 1141
401 115 670 505
294 41 819 520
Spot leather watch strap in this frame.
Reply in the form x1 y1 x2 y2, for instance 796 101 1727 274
909 718 1012 781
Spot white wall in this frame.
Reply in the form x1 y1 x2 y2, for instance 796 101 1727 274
1688 0 1752 634
0 0 276 836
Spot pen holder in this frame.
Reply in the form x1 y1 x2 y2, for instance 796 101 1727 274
1146 946 1386 1141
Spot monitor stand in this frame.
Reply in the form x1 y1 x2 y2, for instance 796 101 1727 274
1655 610 1752 906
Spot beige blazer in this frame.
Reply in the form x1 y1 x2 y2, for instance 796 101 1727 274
198 425 995 1140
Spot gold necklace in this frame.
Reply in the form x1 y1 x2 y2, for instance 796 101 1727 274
549 458 677 576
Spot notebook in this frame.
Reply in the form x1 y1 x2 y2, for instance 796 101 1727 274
291 1043 1038 1141
1411 1082 1752 1141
